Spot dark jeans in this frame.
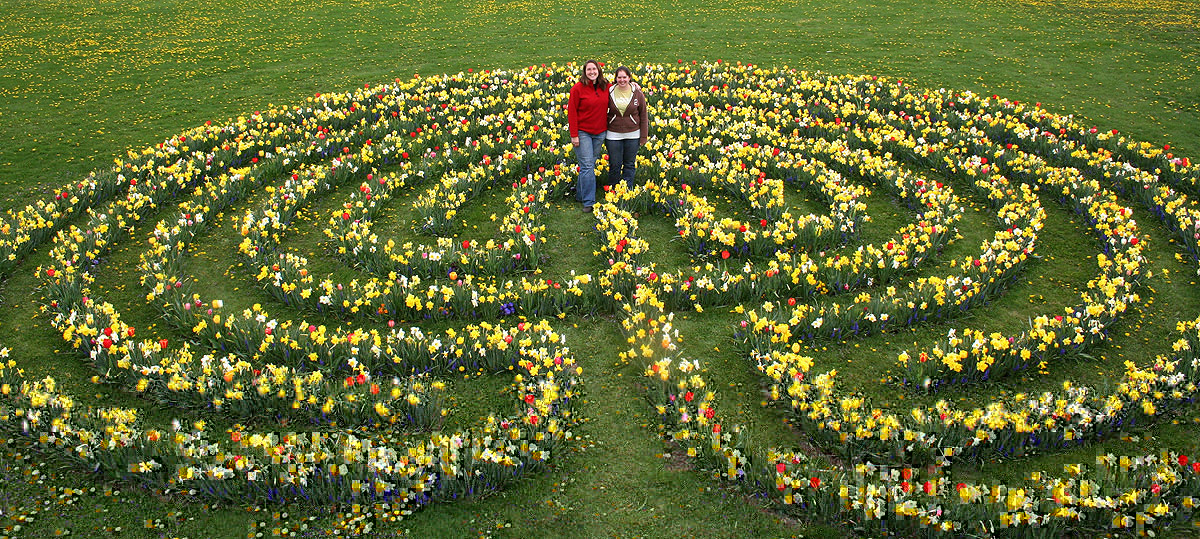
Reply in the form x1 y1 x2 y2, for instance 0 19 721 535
605 138 640 187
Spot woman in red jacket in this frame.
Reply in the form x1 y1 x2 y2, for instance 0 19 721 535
567 60 609 213
605 66 648 188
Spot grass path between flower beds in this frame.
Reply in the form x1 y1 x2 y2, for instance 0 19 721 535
397 318 806 537
2 0 1200 538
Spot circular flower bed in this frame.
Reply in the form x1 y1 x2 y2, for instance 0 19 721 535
2 62 1200 536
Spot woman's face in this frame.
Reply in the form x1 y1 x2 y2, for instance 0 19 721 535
616 71 631 86
585 63 599 81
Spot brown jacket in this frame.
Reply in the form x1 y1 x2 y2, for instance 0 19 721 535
608 85 648 143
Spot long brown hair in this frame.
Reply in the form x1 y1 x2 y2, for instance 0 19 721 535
578 60 608 90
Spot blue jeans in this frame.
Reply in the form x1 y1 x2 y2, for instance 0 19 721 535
575 130 606 207
605 137 640 186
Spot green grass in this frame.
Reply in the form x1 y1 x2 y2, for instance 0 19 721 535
2 0 1200 537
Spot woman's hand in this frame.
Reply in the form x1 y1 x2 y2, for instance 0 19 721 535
571 136 579 147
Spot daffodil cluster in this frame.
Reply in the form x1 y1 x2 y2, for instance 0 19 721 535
596 137 963 312
326 155 566 278
1 349 576 506
3 61 1200 535
17 68 584 508
608 63 1200 536
892 147 1146 387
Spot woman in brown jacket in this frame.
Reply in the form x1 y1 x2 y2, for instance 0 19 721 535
604 66 649 187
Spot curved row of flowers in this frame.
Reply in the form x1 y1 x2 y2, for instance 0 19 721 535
609 65 1200 536
50 100 433 427
740 77 1148 389
0 88 391 276
728 73 1161 467
123 123 571 427
935 86 1200 269
797 91 1148 387
238 129 588 320
624 288 1200 536
0 348 577 505
892 151 1145 387
912 85 1198 197
0 62 1197 536
3 62 980 520
647 138 870 258
15 71 584 507
324 144 560 278
245 77 964 323
738 158 1044 365
597 137 963 313
802 71 1200 271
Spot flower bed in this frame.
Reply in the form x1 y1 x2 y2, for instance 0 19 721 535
2 62 1199 535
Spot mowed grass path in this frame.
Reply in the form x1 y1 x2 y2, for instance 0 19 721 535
1 1 1199 537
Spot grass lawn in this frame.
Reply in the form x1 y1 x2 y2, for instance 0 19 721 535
1 0 1199 537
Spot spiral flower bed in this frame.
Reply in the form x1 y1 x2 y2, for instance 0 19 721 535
3 62 1200 536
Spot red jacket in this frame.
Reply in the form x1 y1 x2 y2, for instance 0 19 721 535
568 80 610 137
